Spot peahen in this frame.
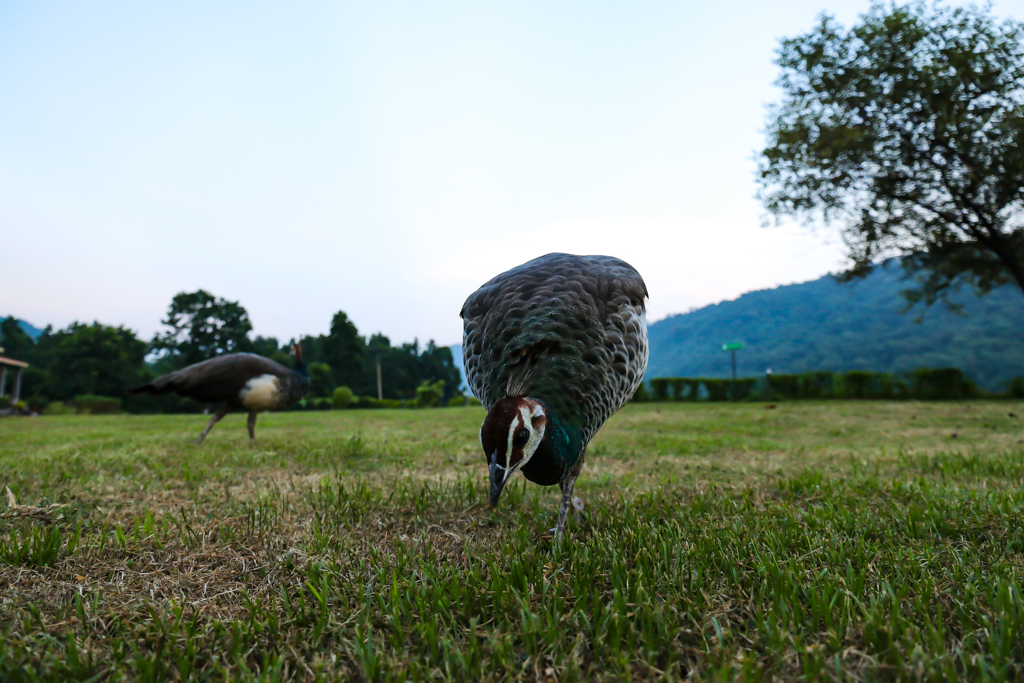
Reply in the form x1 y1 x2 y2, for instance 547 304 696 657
461 253 648 544
128 344 311 443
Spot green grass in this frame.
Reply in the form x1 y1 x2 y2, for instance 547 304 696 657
1 401 1024 681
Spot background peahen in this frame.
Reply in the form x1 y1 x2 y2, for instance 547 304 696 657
461 253 648 544
128 343 311 443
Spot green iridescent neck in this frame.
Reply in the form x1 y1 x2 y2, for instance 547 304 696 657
521 403 584 486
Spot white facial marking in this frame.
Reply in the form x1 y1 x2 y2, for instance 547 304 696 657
516 404 544 471
240 374 279 410
494 401 548 487
505 412 522 468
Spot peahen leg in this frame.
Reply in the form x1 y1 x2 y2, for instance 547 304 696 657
247 411 258 439
195 407 229 445
552 472 578 548
553 454 586 548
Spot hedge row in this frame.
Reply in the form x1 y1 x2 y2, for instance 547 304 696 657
639 368 1015 402
289 391 482 411
73 395 122 414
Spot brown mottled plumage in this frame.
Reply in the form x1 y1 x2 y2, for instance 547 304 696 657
461 253 648 544
129 345 310 443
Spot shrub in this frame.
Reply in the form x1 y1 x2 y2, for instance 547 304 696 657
668 378 687 400
26 395 48 412
649 378 671 402
840 371 873 399
44 402 75 416
697 379 731 402
73 395 121 415
414 380 445 408
912 368 975 400
837 371 905 399
0 396 8 409
352 396 403 409
799 371 836 398
731 378 758 400
767 374 801 400
446 395 482 407
630 381 650 402
1010 377 1024 399
297 398 333 411
307 363 334 399
333 386 354 409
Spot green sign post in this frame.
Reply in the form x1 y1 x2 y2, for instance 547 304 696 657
722 342 744 398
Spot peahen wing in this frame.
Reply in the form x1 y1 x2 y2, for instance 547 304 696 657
143 354 290 404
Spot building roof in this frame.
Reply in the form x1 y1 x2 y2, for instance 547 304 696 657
0 356 29 368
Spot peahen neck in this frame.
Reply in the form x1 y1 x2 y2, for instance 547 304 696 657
520 404 583 487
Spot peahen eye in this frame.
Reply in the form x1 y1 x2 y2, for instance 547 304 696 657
514 428 529 444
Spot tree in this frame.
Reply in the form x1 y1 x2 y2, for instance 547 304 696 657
1 317 51 401
40 322 148 399
319 311 365 390
152 290 253 367
307 362 334 397
758 1 1024 308
253 335 292 367
0 316 35 359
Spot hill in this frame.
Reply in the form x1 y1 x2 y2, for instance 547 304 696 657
0 317 44 340
647 263 1024 391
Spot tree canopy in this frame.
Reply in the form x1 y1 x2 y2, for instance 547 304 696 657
293 323 462 400
319 311 365 390
758 1 1024 306
151 290 253 367
41 323 149 399
0 316 35 359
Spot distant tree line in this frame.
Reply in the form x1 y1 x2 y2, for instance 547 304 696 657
0 289 462 413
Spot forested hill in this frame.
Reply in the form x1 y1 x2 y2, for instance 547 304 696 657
0 318 43 340
647 263 1024 391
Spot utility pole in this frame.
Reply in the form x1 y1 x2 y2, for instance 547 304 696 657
376 357 383 401
721 342 744 400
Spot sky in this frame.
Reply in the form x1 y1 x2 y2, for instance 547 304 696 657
4 0 1024 347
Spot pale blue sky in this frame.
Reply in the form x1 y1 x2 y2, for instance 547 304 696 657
4 1 1023 346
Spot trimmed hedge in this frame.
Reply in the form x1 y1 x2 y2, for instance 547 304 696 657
333 386 355 409
645 367 985 402
912 367 975 400
44 402 75 416
447 395 483 407
73 395 122 414
646 377 757 402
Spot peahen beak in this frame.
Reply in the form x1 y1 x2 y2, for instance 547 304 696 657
488 452 507 507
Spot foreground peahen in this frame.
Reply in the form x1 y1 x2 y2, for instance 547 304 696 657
128 344 311 444
461 253 648 544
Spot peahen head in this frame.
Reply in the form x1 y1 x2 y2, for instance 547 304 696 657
480 397 548 507
290 343 308 374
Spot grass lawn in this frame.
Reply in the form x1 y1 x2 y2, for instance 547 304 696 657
2 401 1024 681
